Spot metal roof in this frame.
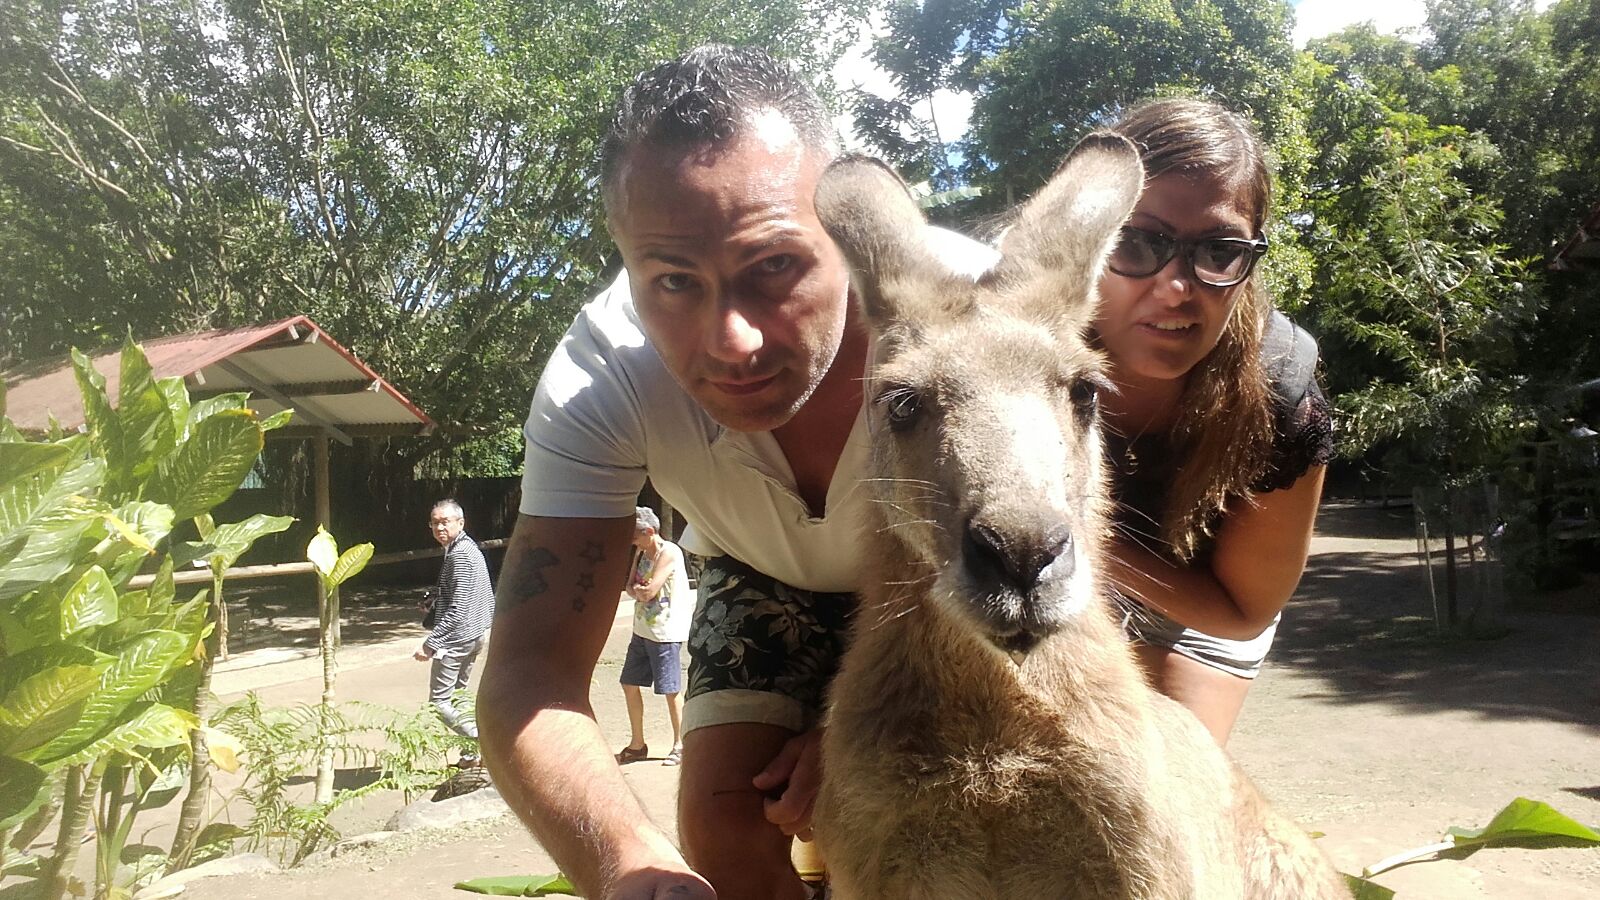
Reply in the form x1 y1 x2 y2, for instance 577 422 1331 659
1551 199 1600 272
3 316 434 445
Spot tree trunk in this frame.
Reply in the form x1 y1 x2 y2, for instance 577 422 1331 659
215 579 230 661
1442 489 1460 632
313 582 339 805
43 763 100 900
168 572 223 872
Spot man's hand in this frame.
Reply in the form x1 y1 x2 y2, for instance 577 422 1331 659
414 645 432 662
605 866 716 900
751 727 824 838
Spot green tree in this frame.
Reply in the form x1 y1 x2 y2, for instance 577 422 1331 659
1320 141 1539 628
1 0 870 477
860 0 1304 204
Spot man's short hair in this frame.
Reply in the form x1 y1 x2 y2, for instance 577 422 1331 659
431 499 464 521
599 44 840 216
634 506 661 533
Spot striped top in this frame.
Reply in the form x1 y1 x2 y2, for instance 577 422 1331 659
426 532 495 653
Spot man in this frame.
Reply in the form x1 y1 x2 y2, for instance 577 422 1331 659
478 44 990 899
416 499 495 766
615 506 692 767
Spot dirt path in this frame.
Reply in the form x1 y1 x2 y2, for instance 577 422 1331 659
177 502 1599 899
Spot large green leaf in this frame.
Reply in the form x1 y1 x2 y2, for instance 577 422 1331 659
0 663 104 757
0 755 49 830
185 393 249 429
33 629 192 765
204 514 295 569
453 874 577 896
146 557 175 608
155 376 191 443
0 644 101 702
46 702 198 768
1365 797 1600 876
1445 797 1600 851
113 337 178 489
306 527 338 579
0 456 108 600
0 451 103 540
148 409 262 521
259 409 294 432
108 501 177 554
328 542 374 588
59 566 120 638
0 442 73 492
1344 874 1395 899
73 348 123 477
169 593 210 639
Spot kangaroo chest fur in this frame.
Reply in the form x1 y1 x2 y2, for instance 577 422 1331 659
818 565 1218 900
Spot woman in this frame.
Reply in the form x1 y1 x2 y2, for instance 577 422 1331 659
1096 98 1334 744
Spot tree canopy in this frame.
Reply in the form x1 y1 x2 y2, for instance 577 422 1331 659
1 0 867 471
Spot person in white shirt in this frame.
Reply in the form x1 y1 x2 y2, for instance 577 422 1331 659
477 44 991 900
615 507 692 767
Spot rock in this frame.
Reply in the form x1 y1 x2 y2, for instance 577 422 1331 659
386 784 507 832
134 853 279 899
331 830 401 857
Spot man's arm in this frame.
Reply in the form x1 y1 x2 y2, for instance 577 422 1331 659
478 514 712 898
423 548 464 654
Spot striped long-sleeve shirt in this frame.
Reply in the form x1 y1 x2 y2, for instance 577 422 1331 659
426 532 495 654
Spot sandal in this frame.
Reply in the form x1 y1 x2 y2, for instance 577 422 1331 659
615 744 649 765
662 747 682 767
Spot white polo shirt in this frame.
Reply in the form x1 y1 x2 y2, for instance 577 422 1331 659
520 227 995 593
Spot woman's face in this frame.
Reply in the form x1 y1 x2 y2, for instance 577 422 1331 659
1095 172 1258 387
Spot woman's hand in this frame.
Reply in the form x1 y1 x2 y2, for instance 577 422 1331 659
751 727 825 839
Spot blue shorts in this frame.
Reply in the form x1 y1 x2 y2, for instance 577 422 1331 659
620 634 683 695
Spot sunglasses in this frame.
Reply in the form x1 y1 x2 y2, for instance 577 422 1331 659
1107 226 1269 288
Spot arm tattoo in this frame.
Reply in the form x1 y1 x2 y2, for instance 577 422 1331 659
570 541 606 613
496 546 559 612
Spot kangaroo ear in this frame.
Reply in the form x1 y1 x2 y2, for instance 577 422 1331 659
983 133 1143 326
815 155 969 334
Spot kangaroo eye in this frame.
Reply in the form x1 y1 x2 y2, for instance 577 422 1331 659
1068 378 1098 409
879 386 924 431
1066 376 1108 422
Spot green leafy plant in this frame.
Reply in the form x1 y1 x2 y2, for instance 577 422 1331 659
0 338 285 899
211 693 473 866
306 527 374 804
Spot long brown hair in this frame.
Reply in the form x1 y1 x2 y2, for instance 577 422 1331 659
1108 98 1276 560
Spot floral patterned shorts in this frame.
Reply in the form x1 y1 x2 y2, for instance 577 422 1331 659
681 556 856 735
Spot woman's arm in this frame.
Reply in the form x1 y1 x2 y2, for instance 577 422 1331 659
627 543 680 601
1108 464 1326 640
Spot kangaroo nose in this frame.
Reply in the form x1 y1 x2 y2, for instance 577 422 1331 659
964 520 1075 593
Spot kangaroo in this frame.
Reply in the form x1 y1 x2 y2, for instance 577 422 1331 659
810 134 1351 900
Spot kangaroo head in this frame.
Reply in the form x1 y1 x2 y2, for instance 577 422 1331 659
817 134 1143 663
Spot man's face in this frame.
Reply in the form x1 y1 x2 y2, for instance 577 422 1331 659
610 111 852 432
429 509 464 547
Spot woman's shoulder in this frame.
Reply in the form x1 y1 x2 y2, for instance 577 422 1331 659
1260 309 1320 408
1253 311 1335 492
